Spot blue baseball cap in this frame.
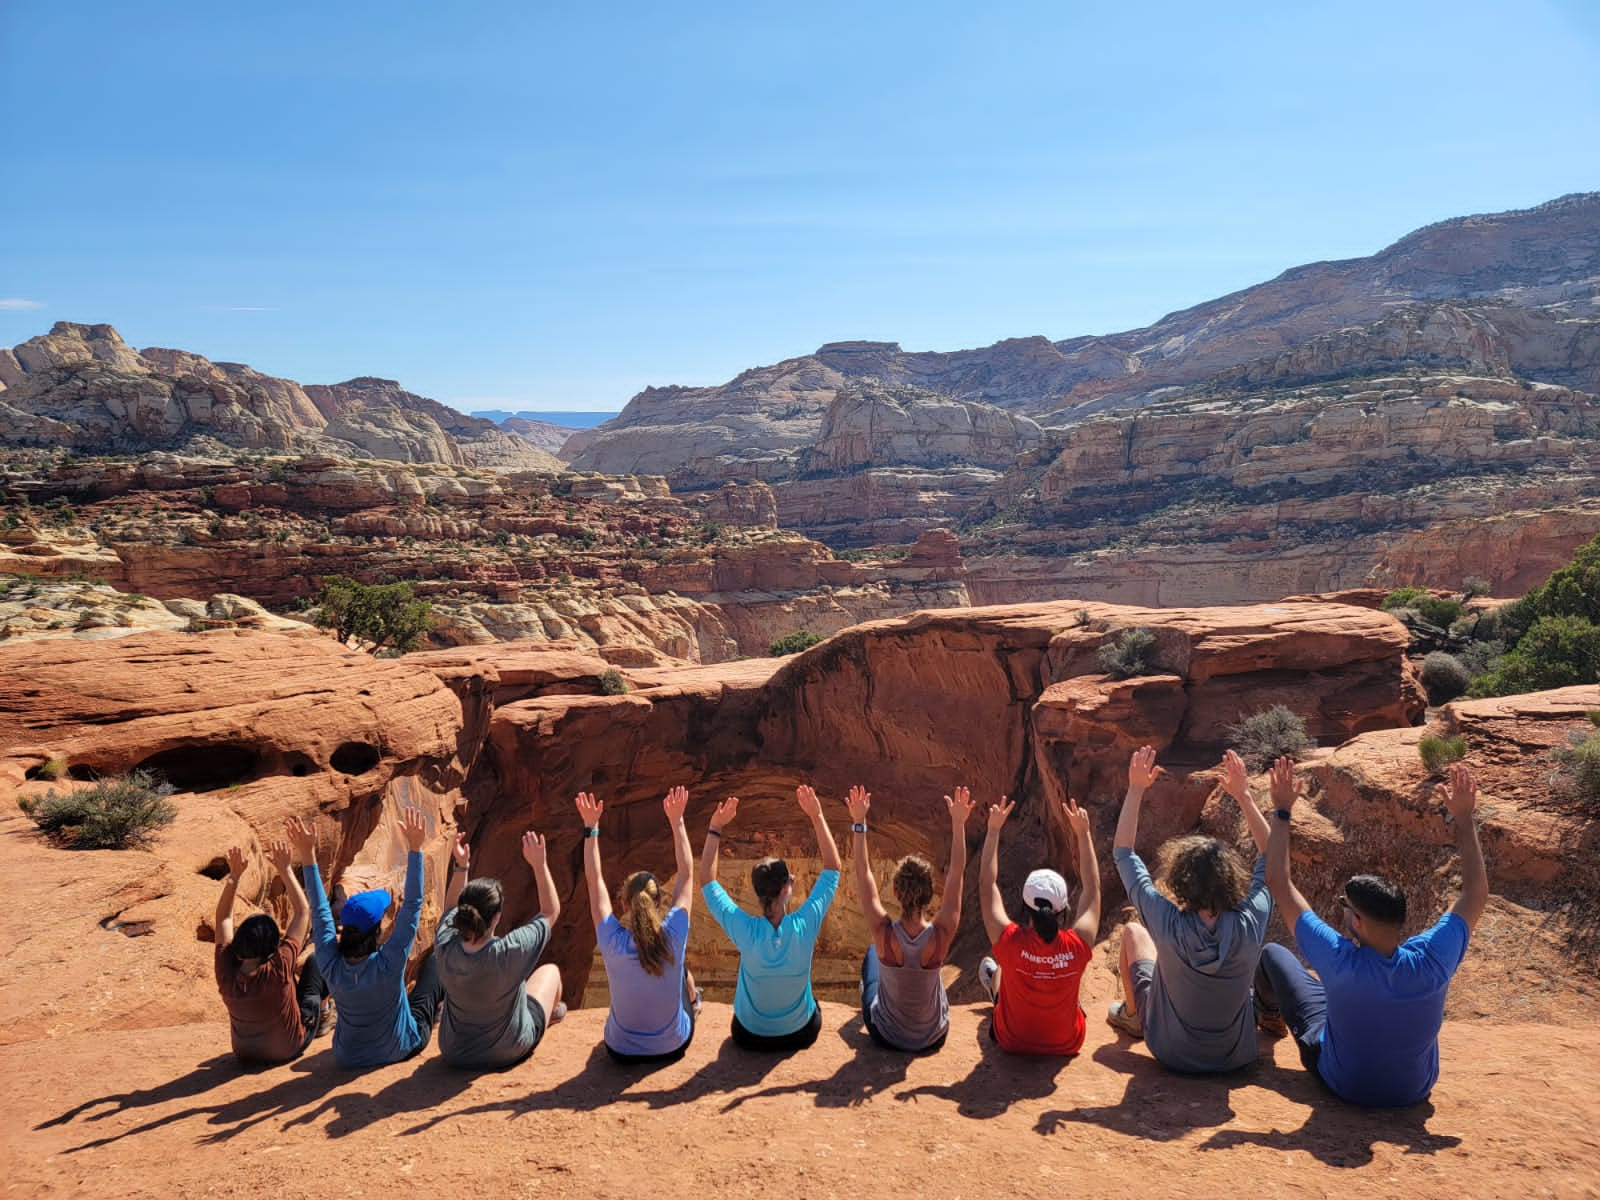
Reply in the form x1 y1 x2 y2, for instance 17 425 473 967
341 889 391 933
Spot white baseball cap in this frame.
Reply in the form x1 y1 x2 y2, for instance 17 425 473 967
1022 868 1070 914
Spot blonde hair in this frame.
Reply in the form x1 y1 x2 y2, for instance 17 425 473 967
891 855 935 917
621 871 671 975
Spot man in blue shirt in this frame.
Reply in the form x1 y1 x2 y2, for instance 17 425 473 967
1255 758 1488 1107
700 785 843 1051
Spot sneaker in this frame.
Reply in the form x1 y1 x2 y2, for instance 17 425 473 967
978 956 1000 1005
1106 1000 1144 1040
691 988 704 1018
550 1001 568 1023
316 996 336 1038
1256 1007 1288 1038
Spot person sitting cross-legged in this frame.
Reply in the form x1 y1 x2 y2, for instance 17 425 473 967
1254 758 1489 1107
1107 745 1274 1073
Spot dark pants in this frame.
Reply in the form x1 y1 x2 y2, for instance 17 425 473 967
294 955 329 1052
405 952 444 1056
860 945 948 1054
731 1004 822 1052
1254 942 1327 1073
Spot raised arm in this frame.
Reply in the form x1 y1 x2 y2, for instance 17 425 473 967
1114 745 1162 850
663 785 695 912
1065 797 1101 945
265 837 310 949
1222 749 1273 856
520 829 559 925
846 785 891 938
214 845 248 950
979 797 1015 945
1439 763 1489 932
699 796 738 887
933 786 977 944
1266 756 1313 931
284 814 337 961
575 791 611 930
797 785 842 873
443 832 470 912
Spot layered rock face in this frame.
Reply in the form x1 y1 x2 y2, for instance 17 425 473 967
0 324 560 470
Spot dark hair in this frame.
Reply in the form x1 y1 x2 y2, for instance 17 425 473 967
891 855 935 917
453 877 504 941
1025 901 1060 943
1345 874 1406 926
339 925 379 959
233 913 281 961
1158 835 1252 914
751 857 791 906
621 871 671 975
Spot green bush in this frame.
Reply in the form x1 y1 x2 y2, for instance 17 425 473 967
1414 597 1465 628
598 668 629 695
1420 652 1471 703
18 770 176 849
28 757 67 782
1381 587 1429 611
1097 626 1158 679
1469 614 1600 697
770 630 824 657
313 576 432 654
1417 734 1468 774
1229 705 1312 769
1462 576 1491 598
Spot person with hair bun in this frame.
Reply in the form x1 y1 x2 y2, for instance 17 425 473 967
977 788 1100 1056
847 783 976 1053
575 785 700 1064
433 821 564 1070
286 807 444 1069
213 837 328 1063
700 785 843 1051
1107 746 1273 1073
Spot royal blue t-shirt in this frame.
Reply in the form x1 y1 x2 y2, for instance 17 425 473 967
1297 909 1469 1106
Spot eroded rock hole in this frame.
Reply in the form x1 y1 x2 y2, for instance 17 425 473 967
330 742 381 776
198 857 230 880
134 744 260 793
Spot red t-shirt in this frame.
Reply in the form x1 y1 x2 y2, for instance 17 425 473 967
991 921 1089 1055
214 937 306 1063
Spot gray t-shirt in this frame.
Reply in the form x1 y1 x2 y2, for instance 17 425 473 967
1114 846 1272 1073
435 910 551 1068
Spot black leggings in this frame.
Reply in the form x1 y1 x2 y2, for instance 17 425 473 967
730 1004 822 1052
294 956 329 1051
405 952 444 1055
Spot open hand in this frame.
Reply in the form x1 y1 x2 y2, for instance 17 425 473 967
1128 745 1163 791
225 844 248 882
283 815 316 863
1063 796 1090 837
1221 749 1250 802
946 785 976 826
796 785 823 818
846 785 871 824
1269 756 1302 810
662 784 689 823
399 806 427 853
986 796 1015 833
575 791 604 828
709 795 739 834
521 830 547 871
1436 762 1478 822
451 831 471 871
264 838 292 875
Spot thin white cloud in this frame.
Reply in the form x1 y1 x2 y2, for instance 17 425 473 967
0 298 45 310
199 305 276 312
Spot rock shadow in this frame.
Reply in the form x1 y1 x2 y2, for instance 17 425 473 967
893 1017 1073 1119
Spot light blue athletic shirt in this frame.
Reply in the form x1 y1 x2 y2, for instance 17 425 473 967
702 870 839 1037
1115 846 1272 1073
598 905 692 1056
305 851 424 1069
1298 909 1469 1106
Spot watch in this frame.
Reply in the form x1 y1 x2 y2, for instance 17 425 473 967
585 826 600 838
851 822 868 834
1273 809 1293 822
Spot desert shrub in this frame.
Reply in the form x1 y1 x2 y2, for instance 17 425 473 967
1417 734 1468 774
1462 576 1491 598
1228 705 1312 769
1456 639 1504 678
18 770 176 849
313 576 432 654
28 757 67 782
1414 597 1465 628
1469 614 1600 697
598 668 629 695
1549 713 1600 815
770 630 824 657
1381 587 1429 611
1097 626 1158 679
1420 652 1471 703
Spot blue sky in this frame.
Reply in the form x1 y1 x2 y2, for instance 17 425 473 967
2 2 1597 413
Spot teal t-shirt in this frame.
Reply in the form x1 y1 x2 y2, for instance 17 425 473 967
702 870 838 1037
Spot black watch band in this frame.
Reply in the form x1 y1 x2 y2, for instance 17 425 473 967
1273 808 1293 822
585 826 600 838
850 822 868 834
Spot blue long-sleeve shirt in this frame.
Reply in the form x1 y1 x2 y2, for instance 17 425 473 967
305 851 424 1068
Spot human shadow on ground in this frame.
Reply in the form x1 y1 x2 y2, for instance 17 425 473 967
282 1053 480 1138
893 1017 1071 1119
1198 1099 1461 1167
57 1048 356 1153
720 1018 917 1112
623 1027 803 1111
36 1055 241 1130
1033 1040 1274 1142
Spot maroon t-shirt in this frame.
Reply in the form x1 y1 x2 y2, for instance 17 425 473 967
214 937 306 1063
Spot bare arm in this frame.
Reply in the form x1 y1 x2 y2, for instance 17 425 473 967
443 832 470 912
663 785 695 912
979 797 1014 945
214 845 247 950
933 786 977 946
1222 748 1273 856
573 792 611 929
1065 797 1101 945
1266 756 1313 930
798 785 842 873
1113 745 1162 850
846 785 891 937
699 796 738 887
1440 764 1489 932
522 830 560 925
265 838 310 949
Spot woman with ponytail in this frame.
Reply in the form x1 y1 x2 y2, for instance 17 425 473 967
575 786 700 1063
977 789 1101 1056
434 823 565 1070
